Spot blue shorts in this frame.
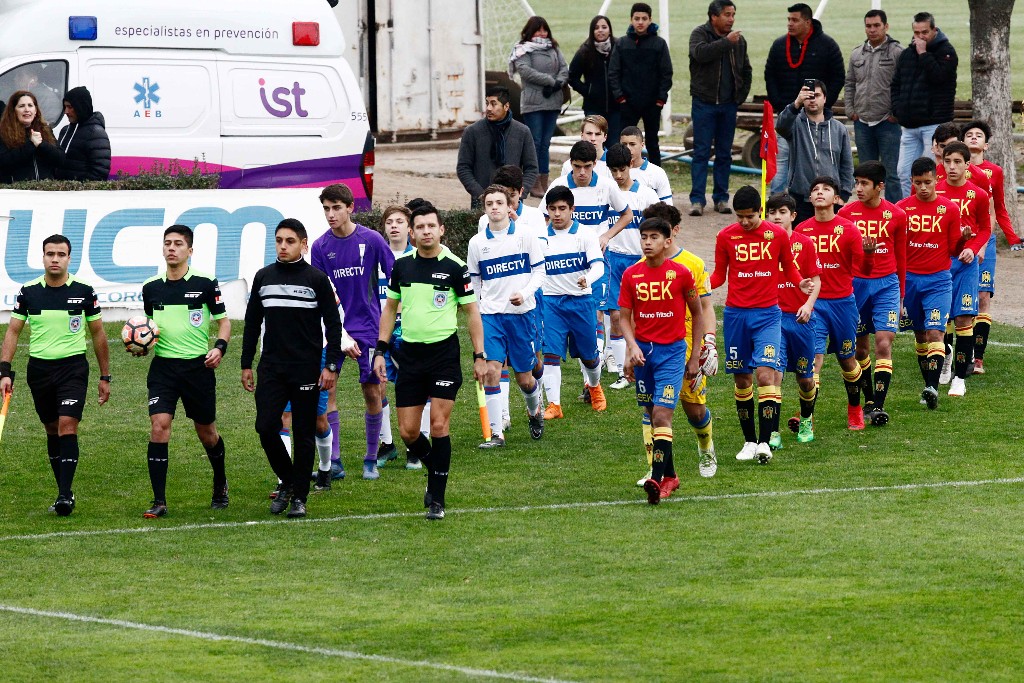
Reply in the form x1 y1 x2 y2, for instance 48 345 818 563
812 296 858 359
949 257 979 318
591 271 610 311
978 234 996 294
532 290 545 350
723 306 782 374
341 338 382 385
779 312 816 379
854 274 900 336
285 347 329 415
904 271 952 332
633 339 687 409
483 312 538 373
604 250 640 312
385 332 401 383
543 294 599 362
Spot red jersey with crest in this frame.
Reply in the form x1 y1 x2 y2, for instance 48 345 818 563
710 222 803 309
896 194 963 275
935 179 991 255
974 159 1019 246
793 215 863 300
777 230 822 314
619 258 697 344
936 163 992 196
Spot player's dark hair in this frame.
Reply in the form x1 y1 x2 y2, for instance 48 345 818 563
164 224 194 248
853 161 886 187
732 185 761 211
620 126 643 140
545 185 575 208
405 197 431 212
643 201 681 227
932 123 960 145
519 16 558 49
631 3 653 18
485 85 511 105
941 141 970 162
491 164 525 191
276 218 307 240
810 175 840 195
319 183 354 207
788 3 813 21
605 143 632 169
765 193 797 213
480 184 513 206
910 157 936 177
961 120 992 142
569 140 598 163
42 233 71 254
864 9 887 24
913 12 935 28
410 203 442 225
708 0 735 19
638 217 671 238
810 79 827 99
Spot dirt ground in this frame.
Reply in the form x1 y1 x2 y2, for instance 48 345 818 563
375 141 1024 328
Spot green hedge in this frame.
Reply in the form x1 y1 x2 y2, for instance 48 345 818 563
8 160 220 191
353 207 482 261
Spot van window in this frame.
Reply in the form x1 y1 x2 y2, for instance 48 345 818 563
0 61 68 125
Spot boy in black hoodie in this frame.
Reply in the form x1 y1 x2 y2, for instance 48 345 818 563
56 86 111 181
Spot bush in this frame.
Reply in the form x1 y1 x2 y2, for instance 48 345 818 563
353 207 482 261
8 159 220 191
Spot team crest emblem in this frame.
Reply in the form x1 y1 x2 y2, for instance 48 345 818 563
763 229 774 241
661 385 675 400
327 252 336 260
434 292 448 308
937 204 947 215
796 357 808 372
763 344 776 360
888 310 898 325
984 168 993 178
69 315 82 333
967 190 976 200
981 271 992 284
792 242 803 253
961 293 973 308
883 210 893 220
666 269 677 281
929 308 941 322
189 310 204 327
841 339 853 354
834 226 843 235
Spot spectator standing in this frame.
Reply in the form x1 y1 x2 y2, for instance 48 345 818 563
56 86 111 181
568 16 621 146
0 90 64 183
687 0 751 216
891 12 958 197
456 85 538 208
845 10 903 202
509 16 569 198
764 3 845 195
609 2 672 166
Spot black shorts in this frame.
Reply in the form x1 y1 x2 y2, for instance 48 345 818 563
393 333 463 407
26 354 89 424
148 355 217 424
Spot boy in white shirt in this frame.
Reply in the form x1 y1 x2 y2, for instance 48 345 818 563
620 125 673 203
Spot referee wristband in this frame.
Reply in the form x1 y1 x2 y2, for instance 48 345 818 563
100 375 112 383
0 361 14 384
473 352 486 361
214 339 228 355
374 340 390 356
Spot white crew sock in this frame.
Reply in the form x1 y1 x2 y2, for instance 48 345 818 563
379 403 393 445
316 429 333 471
279 433 291 457
485 389 503 438
584 362 602 388
610 337 626 370
542 363 562 405
420 398 432 437
499 371 511 417
522 380 542 415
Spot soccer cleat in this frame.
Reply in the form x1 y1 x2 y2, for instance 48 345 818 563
948 377 966 397
287 498 307 518
605 355 620 374
543 402 564 420
269 486 292 514
330 460 346 480
768 431 783 450
847 404 865 430
211 482 229 509
643 479 662 505
362 461 380 480
735 441 758 461
578 385 592 403
405 457 423 470
314 470 332 491
143 500 167 518
48 498 58 513
698 444 717 478
610 375 632 390
868 408 889 427
53 494 76 517
636 468 652 487
589 384 608 412
528 409 544 440
939 347 953 385
755 442 773 465
796 417 815 443
377 441 398 466
921 386 939 410
659 476 680 499
787 413 801 433
478 435 506 449
973 358 985 375
426 501 446 520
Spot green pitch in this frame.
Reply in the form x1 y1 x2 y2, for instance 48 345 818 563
1 318 1023 681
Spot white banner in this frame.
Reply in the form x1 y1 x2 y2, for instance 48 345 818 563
0 188 337 320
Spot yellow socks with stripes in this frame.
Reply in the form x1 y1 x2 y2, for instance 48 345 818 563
687 408 713 451
734 385 756 443
642 413 653 467
756 385 781 444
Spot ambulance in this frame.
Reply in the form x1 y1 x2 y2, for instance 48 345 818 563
0 0 374 207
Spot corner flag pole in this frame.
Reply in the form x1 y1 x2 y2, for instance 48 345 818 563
476 381 492 441
0 393 11 445
761 158 768 218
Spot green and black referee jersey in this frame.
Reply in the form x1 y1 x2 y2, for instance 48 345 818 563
386 249 476 406
11 275 101 422
142 269 227 423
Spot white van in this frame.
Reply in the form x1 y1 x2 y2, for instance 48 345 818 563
0 0 374 207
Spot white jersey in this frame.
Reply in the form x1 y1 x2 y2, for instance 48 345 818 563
630 159 673 202
544 171 629 236
541 220 605 297
477 201 546 239
559 149 611 181
467 220 546 315
607 180 659 256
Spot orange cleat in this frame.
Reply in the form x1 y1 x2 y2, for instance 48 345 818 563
589 383 607 412
543 402 563 420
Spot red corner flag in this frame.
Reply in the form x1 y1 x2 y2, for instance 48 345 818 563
761 101 777 182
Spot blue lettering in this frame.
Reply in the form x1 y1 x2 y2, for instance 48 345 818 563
175 206 284 281
5 209 87 282
90 209 164 283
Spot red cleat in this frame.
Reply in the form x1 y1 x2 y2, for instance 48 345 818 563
643 479 662 505
659 476 680 498
847 404 865 430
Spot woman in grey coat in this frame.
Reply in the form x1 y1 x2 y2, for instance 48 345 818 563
509 16 569 197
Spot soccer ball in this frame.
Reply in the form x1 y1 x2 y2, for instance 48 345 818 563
122 316 159 355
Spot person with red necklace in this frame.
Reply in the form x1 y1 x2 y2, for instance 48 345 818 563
764 3 845 196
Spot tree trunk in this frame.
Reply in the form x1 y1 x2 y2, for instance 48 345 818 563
968 0 1021 239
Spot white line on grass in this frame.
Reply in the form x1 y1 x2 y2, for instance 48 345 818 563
986 341 1024 348
0 604 577 683
2 476 1023 544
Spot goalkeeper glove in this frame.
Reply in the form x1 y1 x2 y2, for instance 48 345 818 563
698 333 718 376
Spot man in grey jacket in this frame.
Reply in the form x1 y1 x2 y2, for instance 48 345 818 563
776 80 853 223
845 9 903 202
456 86 539 208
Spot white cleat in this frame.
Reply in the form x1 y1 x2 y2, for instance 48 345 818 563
636 468 652 487
939 350 953 385
735 441 758 461
948 376 966 397
698 444 717 478
610 375 632 390
501 410 511 431
755 442 773 465
605 355 620 374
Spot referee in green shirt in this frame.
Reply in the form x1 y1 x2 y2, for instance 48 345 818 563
136 225 231 519
0 234 111 516
374 203 487 520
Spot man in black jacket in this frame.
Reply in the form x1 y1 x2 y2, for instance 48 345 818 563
891 12 957 197
56 86 111 181
763 3 844 194
608 2 672 165
688 0 751 215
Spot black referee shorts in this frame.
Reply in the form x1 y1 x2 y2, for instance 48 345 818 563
393 333 463 407
148 355 217 424
26 354 89 424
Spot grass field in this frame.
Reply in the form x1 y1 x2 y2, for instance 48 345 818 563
2 316 1024 681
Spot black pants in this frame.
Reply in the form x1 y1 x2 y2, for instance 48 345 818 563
254 362 320 501
620 103 663 165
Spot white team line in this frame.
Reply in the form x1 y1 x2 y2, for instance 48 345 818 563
0 604 578 683
2 476 1023 544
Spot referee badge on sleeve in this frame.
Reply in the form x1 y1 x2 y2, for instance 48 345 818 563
69 315 82 333
190 310 204 327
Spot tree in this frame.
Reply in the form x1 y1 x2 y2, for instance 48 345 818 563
968 0 1021 238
